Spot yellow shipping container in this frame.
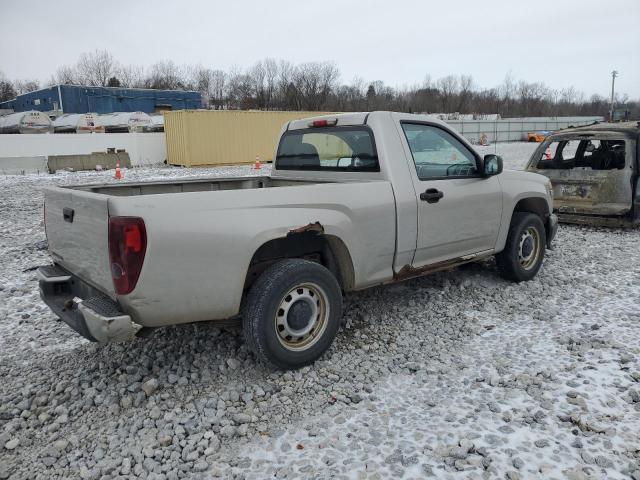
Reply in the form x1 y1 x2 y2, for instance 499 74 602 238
164 110 335 167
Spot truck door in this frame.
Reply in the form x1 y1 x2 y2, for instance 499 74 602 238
398 122 502 269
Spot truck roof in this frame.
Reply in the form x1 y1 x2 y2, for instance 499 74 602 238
285 111 451 131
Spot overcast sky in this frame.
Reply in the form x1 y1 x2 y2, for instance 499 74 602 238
1 0 638 98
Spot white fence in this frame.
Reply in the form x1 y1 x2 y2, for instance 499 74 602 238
0 156 48 175
0 132 166 166
445 116 604 143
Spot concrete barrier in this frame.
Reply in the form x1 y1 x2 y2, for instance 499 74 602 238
0 156 48 175
47 152 132 173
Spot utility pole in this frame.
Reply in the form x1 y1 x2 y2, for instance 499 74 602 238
609 70 618 122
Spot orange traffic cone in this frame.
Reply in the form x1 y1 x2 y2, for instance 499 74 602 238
114 162 122 180
545 148 552 160
254 155 261 170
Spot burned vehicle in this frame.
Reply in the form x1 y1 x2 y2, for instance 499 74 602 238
526 121 640 226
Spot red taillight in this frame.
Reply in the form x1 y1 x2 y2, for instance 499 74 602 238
124 224 142 252
108 217 146 295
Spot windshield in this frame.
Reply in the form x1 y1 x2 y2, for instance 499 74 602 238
276 126 379 172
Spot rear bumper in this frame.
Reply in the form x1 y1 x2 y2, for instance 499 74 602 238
37 265 141 343
546 213 558 248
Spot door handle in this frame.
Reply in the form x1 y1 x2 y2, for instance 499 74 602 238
420 188 444 203
63 207 75 223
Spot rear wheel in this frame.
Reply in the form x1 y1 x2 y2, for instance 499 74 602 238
243 259 342 370
496 212 546 282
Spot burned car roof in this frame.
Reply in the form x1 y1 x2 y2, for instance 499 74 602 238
549 121 640 140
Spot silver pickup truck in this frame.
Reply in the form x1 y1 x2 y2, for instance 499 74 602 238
38 112 557 369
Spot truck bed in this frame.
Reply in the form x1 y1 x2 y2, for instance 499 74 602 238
43 175 397 326
73 176 329 197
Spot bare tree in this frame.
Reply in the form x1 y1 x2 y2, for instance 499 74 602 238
117 65 144 88
76 49 119 86
263 58 279 109
191 66 214 107
249 61 268 109
0 71 17 102
55 64 78 85
457 75 474 112
499 72 517 116
227 66 255 109
209 70 227 109
4 50 639 118
276 60 296 109
293 62 339 110
517 81 549 116
13 79 40 95
436 75 459 112
145 61 187 90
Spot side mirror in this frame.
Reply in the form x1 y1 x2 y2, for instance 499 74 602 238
479 154 503 177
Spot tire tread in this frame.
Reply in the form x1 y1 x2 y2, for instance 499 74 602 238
242 259 342 370
496 212 546 282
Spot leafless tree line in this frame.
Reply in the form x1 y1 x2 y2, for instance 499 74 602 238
1 50 637 119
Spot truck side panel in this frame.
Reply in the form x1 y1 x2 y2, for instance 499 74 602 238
109 181 396 327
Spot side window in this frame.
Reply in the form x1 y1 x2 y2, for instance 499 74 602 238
536 140 579 168
537 139 626 170
401 123 478 180
581 139 626 170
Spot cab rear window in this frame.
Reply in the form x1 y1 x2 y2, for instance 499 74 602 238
276 127 379 172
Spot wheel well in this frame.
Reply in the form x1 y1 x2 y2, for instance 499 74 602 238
513 197 547 220
245 231 355 292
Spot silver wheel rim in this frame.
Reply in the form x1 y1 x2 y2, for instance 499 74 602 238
518 226 541 270
275 282 329 351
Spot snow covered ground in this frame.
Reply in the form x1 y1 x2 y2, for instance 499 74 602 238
0 143 639 480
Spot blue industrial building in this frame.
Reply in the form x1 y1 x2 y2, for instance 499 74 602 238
0 85 201 114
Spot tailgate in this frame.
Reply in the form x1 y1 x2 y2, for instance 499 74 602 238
44 187 114 296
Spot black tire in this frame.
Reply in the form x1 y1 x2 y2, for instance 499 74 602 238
243 259 342 370
496 212 546 282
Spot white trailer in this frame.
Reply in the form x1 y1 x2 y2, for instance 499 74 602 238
145 114 164 132
53 113 105 134
100 112 151 133
0 111 53 134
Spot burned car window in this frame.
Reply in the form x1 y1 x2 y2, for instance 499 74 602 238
537 140 578 165
536 139 626 170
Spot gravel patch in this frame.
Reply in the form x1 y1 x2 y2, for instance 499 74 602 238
1 143 639 479
223 226 640 478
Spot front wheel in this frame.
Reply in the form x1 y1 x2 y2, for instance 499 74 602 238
243 259 342 370
496 212 546 282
